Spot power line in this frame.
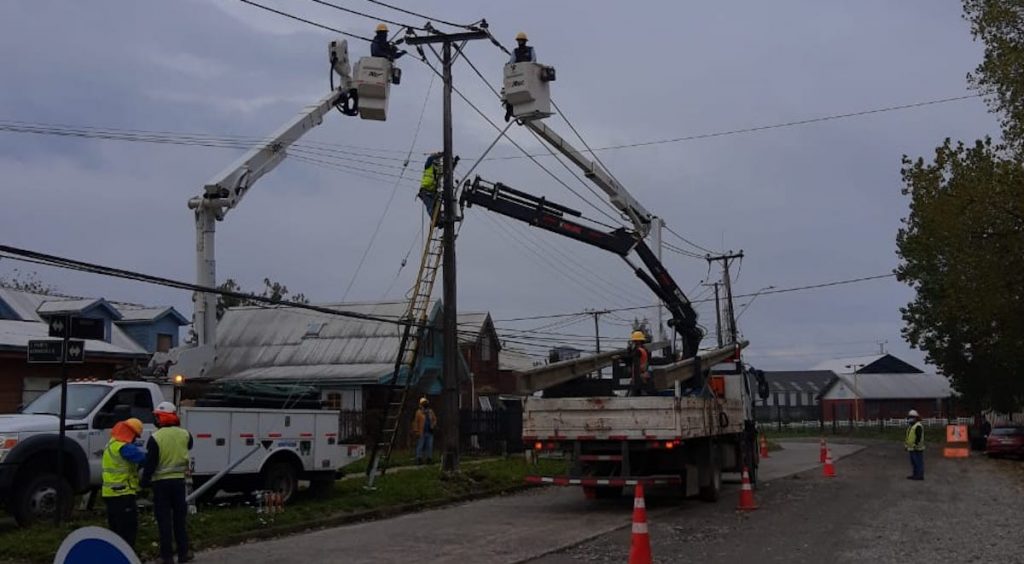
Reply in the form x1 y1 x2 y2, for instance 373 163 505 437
308 0 426 31
239 0 373 41
360 0 480 29
664 225 716 255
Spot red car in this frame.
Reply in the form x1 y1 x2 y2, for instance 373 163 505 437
986 426 1024 458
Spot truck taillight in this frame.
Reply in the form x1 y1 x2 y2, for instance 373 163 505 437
534 441 543 451
664 441 674 449
1 438 17 449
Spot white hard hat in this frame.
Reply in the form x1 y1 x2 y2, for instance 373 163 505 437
155 401 177 414
907 409 919 417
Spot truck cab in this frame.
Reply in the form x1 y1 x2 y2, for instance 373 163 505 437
0 380 163 525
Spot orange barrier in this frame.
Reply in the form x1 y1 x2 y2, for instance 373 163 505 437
759 434 770 459
629 484 652 564
943 424 970 458
823 449 836 478
736 467 759 511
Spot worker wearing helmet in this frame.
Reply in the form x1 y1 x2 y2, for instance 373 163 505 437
370 22 406 61
418 151 460 219
142 402 194 564
627 330 656 396
905 409 925 480
413 397 438 465
102 417 146 549
510 31 536 63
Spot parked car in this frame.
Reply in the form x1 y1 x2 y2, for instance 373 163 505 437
985 426 1024 458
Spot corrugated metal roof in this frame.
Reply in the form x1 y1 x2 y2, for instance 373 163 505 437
207 300 440 385
0 320 148 357
457 312 490 345
826 373 952 400
812 355 886 374
116 306 188 324
0 288 49 321
764 370 836 395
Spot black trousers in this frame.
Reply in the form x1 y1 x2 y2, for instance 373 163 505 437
152 479 190 559
104 494 138 548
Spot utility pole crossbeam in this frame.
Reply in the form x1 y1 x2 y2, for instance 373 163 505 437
705 252 744 345
405 30 488 474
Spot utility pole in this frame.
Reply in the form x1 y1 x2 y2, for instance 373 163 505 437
704 282 723 348
406 29 488 474
588 309 609 378
706 252 744 344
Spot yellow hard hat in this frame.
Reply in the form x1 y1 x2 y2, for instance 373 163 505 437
124 418 144 436
515 31 528 41
376 23 388 32
630 330 646 342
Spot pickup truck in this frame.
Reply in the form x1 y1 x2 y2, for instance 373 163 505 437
0 380 355 526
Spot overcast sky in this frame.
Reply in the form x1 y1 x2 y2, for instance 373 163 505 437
0 0 998 370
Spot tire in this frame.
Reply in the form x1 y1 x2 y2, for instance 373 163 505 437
12 473 72 527
261 460 299 504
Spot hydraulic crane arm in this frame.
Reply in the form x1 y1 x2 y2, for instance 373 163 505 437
462 177 703 357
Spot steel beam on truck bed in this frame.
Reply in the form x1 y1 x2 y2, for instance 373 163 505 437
649 341 749 389
514 341 668 394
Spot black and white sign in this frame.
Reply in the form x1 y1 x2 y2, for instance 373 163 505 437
27 340 63 363
49 317 105 340
65 340 85 364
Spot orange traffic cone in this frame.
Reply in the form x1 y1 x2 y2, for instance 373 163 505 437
759 434 769 459
819 438 828 464
736 466 759 511
823 449 836 478
628 483 652 564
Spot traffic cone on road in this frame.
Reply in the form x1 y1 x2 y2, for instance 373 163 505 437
736 467 759 511
628 484 652 564
819 437 828 464
823 449 836 478
759 434 770 459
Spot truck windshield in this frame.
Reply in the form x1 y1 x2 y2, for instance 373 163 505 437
22 384 111 418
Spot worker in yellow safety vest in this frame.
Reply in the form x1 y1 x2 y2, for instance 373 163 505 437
418 151 459 218
102 417 146 548
142 401 194 564
627 330 656 396
905 409 925 481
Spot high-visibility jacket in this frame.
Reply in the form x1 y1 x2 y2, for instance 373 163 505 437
152 426 191 481
413 407 437 437
421 156 440 192
905 421 925 451
102 439 139 497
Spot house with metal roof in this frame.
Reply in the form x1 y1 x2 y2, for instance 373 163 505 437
457 312 503 405
820 372 953 421
0 287 188 411
813 354 923 374
755 370 836 422
202 300 464 411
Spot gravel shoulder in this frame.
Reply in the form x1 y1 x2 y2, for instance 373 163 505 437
533 443 1024 563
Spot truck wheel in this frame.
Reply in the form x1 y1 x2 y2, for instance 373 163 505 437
261 460 299 504
12 473 72 526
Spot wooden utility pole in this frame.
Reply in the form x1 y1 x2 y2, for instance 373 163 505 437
705 252 744 344
406 29 488 474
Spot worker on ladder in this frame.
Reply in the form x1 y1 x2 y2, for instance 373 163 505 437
510 32 536 63
627 330 656 396
370 23 405 61
418 151 459 219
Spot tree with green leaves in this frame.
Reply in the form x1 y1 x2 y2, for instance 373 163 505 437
896 1 1024 412
215 277 309 319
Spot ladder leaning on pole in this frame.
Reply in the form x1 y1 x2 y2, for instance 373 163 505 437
365 197 444 487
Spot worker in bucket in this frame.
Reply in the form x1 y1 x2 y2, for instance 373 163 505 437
905 409 925 480
510 31 536 63
370 23 405 61
102 417 146 549
627 330 657 396
413 397 438 464
142 402 194 564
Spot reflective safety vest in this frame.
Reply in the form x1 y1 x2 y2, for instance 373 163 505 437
102 439 139 497
905 421 925 451
420 162 438 192
152 426 191 481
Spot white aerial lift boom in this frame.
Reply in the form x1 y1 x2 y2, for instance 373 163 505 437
169 39 401 379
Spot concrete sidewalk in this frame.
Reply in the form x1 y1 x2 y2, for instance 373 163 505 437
201 442 863 564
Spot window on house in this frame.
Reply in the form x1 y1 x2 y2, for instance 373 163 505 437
304 322 325 338
481 337 492 362
156 333 173 353
325 392 343 410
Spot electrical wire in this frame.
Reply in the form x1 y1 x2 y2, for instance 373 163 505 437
239 0 373 41
664 225 716 255
361 0 480 29
308 0 426 30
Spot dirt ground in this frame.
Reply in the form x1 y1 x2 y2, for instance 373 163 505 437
533 442 1024 564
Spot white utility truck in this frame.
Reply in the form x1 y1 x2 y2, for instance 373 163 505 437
0 380 353 526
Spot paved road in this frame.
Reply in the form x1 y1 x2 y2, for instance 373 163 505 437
536 442 1024 563
201 442 862 563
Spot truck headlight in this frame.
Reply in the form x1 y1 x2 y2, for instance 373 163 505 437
0 435 18 462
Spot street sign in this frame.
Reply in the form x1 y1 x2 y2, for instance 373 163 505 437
65 340 85 364
27 340 63 363
49 316 105 340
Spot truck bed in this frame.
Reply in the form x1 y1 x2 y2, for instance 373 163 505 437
522 396 745 441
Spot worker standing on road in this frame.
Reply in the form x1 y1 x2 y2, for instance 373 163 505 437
102 417 146 549
370 23 405 61
905 409 925 480
142 402 194 564
627 330 656 396
510 32 536 63
413 397 438 465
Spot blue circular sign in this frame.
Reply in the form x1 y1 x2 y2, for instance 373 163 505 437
54 527 140 564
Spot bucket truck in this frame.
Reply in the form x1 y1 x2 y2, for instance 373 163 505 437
454 59 767 500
